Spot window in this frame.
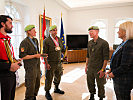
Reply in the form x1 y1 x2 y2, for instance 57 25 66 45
91 20 107 40
5 4 24 59
114 18 133 44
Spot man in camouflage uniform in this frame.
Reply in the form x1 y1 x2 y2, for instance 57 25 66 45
43 25 65 100
19 25 41 100
85 26 109 100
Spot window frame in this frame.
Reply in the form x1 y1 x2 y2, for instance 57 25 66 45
114 18 133 44
90 19 108 40
5 4 24 59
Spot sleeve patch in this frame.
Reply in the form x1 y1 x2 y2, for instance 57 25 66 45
21 47 24 52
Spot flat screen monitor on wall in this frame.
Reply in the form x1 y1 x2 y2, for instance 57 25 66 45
66 35 88 50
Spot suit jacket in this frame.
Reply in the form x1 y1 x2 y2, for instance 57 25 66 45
111 39 133 85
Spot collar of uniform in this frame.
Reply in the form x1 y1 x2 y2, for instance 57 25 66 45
92 37 100 44
0 32 11 39
27 36 35 40
49 35 59 40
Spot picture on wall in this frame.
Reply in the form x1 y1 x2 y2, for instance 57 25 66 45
39 15 52 38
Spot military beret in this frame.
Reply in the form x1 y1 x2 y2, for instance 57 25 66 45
49 25 57 31
25 25 35 32
88 26 99 31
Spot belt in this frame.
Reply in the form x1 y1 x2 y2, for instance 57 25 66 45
0 60 10 63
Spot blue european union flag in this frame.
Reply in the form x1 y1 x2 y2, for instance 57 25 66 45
60 16 66 59
60 17 66 49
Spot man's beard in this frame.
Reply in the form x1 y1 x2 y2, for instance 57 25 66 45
5 25 12 33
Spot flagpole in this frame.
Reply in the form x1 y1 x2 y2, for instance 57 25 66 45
40 9 45 55
60 12 67 61
40 15 43 55
39 15 42 54
40 0 46 84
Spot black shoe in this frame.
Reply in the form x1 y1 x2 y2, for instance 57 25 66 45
89 94 95 100
54 89 65 94
45 91 53 100
33 96 36 100
99 98 103 100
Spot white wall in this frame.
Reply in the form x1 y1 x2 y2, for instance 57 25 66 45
67 3 133 46
2 0 68 85
11 0 68 39
0 0 5 14
45 0 68 37
11 0 45 40
1 1 133 48
0 0 68 85
1 0 133 85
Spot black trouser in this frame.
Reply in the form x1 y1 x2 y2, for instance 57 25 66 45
113 80 133 100
0 74 16 100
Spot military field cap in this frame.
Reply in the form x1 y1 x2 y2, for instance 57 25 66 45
88 26 99 31
25 25 35 32
49 25 57 31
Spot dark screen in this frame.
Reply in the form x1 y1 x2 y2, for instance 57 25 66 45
66 35 88 50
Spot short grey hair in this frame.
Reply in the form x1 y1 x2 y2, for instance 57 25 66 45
119 21 133 40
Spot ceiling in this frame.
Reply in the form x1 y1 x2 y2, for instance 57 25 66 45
56 0 133 9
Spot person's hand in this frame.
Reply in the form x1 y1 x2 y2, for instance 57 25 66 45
98 70 105 78
17 58 22 61
41 53 48 58
105 72 114 79
35 54 41 58
105 71 110 78
105 69 112 79
45 63 51 70
16 58 23 66
10 62 21 72
108 72 114 78
107 69 111 74
105 72 110 79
